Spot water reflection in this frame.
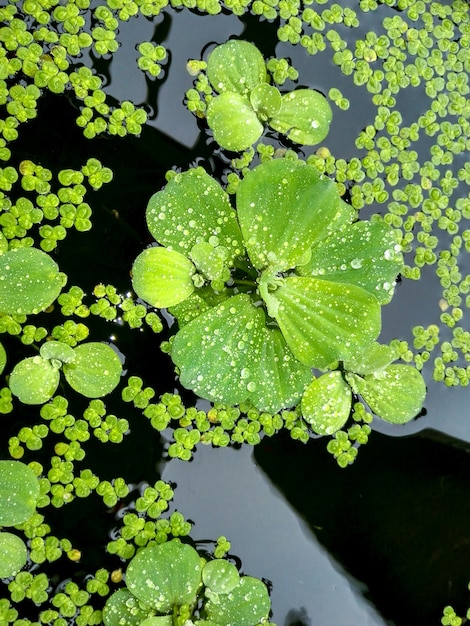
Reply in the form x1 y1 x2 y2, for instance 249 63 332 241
255 429 470 625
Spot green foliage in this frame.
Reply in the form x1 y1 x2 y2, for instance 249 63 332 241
188 40 332 151
103 540 272 626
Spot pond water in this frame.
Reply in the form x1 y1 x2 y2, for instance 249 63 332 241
3 0 470 625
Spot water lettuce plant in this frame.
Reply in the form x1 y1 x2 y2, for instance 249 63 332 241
132 157 407 418
103 539 272 626
191 40 332 151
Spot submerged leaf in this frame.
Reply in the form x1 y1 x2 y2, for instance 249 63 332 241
63 343 122 398
269 89 332 145
351 364 426 424
298 220 404 304
132 247 196 308
0 247 66 315
126 541 202 614
236 159 340 271
207 92 263 152
301 371 352 435
206 40 267 96
171 293 310 412
146 168 243 261
9 356 60 405
264 276 381 368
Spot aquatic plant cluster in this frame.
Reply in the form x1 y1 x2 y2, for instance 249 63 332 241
0 0 469 623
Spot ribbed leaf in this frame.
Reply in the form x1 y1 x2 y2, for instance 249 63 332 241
236 159 340 271
264 276 381 368
351 364 426 424
146 168 243 261
298 220 404 304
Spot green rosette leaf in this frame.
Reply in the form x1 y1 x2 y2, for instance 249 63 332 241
206 40 267 96
301 371 352 435
249 83 282 120
204 576 271 626
269 89 332 145
146 168 243 261
263 276 381 368
236 159 340 271
9 356 60 405
0 532 28 578
0 247 66 315
0 460 39 526
126 541 202 614
103 589 154 626
171 293 311 412
139 618 173 626
132 247 196 308
343 342 398 376
39 340 76 364
202 559 240 594
350 364 427 424
207 92 264 152
63 342 122 398
298 220 404 304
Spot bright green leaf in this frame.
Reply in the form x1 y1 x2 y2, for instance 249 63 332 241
146 168 243 261
301 371 352 435
202 559 240 594
236 159 340 271
269 89 332 145
103 589 154 626
63 342 122 398
204 576 271 626
0 460 39 525
0 342 6 376
0 247 66 315
207 92 263 152
39 340 76 364
126 541 202 613
298 221 404 304
0 532 28 578
351 364 427 424
343 342 398 375
249 83 282 120
9 356 60 405
132 247 196 308
264 276 381 368
206 40 267 96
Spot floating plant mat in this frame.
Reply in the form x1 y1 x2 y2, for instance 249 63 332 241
0 0 469 626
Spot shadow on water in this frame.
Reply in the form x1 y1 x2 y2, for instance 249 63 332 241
254 429 470 625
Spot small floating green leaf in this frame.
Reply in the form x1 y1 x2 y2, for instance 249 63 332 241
343 342 398 376
126 541 202 614
207 40 267 96
0 247 66 315
269 89 332 145
202 559 240 594
0 532 28 578
40 340 76 364
0 342 6 376
249 83 282 120
9 356 60 405
207 92 263 152
301 371 352 435
0 460 39 526
63 342 122 398
132 247 196 308
351 364 427 424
